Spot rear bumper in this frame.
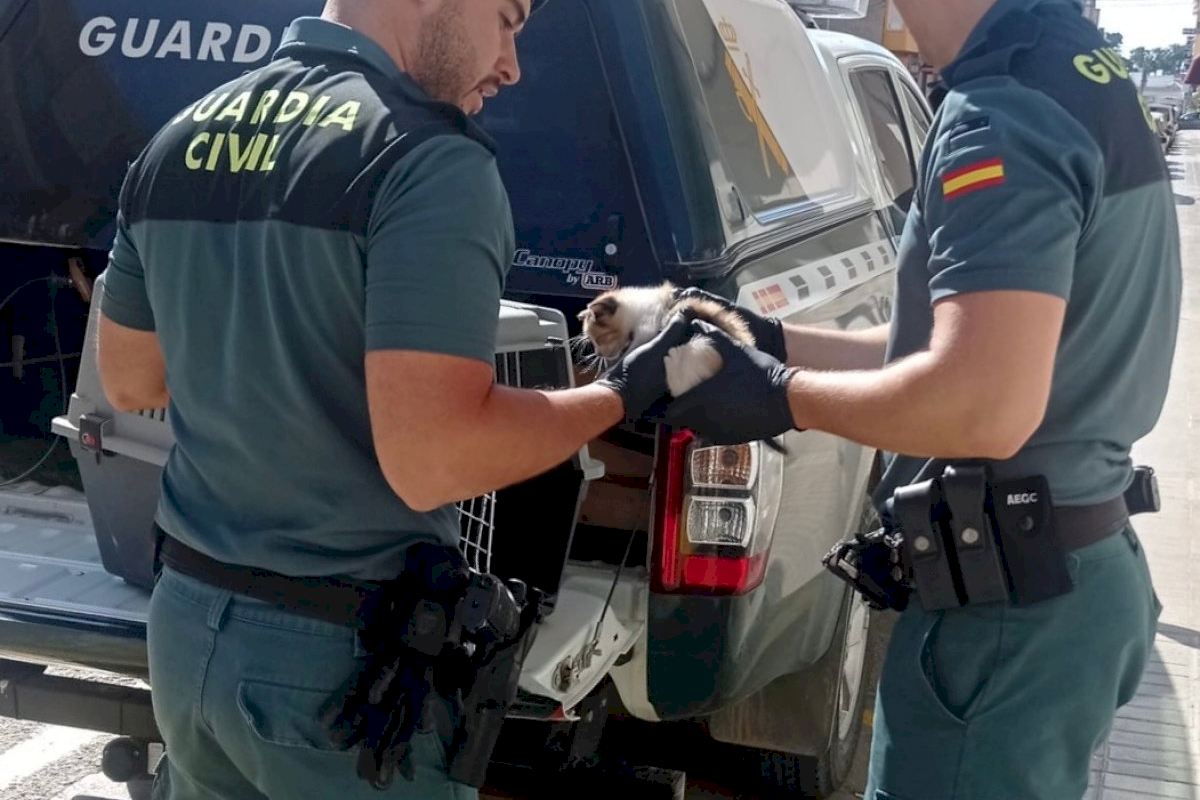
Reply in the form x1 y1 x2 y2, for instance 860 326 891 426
518 564 645 712
0 605 147 678
640 570 846 720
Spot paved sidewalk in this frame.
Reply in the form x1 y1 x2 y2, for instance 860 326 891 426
1086 133 1200 800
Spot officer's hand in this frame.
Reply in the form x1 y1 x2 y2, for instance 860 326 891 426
597 314 696 421
674 287 788 363
664 324 797 445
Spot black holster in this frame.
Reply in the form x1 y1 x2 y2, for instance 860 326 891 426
321 543 542 790
447 587 540 787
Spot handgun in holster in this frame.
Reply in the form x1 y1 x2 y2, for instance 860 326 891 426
446 576 542 787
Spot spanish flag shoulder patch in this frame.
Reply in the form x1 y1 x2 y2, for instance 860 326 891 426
942 157 1006 200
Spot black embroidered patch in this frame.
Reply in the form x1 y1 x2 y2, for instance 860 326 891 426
947 116 992 141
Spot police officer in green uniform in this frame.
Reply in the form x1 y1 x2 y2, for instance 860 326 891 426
94 0 686 797
667 0 1181 797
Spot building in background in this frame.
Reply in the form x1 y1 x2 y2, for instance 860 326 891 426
819 0 887 47
1187 0 1200 84
881 0 920 67
1081 0 1100 25
824 0 924 80
1185 0 1200 97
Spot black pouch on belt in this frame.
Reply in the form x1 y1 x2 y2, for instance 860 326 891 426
988 475 1074 606
942 466 1010 606
1126 466 1161 515
895 478 962 611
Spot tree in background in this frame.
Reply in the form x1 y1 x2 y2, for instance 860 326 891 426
1131 46 1150 91
1100 29 1124 52
1129 43 1193 93
1159 43 1192 76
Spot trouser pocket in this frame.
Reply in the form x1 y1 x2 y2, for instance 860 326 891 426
237 679 351 752
917 606 1004 725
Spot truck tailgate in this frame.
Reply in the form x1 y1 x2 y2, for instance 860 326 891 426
0 484 148 675
0 484 642 716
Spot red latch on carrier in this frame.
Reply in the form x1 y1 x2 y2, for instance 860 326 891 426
78 413 113 463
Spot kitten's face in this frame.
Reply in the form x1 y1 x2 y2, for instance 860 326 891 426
577 285 675 362
578 295 628 361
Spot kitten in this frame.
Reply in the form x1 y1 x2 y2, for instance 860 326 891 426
577 282 754 397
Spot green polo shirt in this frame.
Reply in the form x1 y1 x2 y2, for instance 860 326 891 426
877 0 1181 510
101 18 514 578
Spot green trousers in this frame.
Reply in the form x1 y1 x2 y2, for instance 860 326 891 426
865 526 1160 800
147 566 476 800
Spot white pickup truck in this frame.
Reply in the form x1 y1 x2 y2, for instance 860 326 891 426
0 0 931 796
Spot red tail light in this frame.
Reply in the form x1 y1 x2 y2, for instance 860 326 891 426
652 429 780 596
653 429 692 593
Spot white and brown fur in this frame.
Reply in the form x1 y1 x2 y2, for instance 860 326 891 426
576 282 754 397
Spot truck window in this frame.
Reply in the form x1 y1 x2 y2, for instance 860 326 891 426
848 67 917 233
657 0 859 222
898 82 932 154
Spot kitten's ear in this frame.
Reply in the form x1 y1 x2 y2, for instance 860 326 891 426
577 308 590 321
588 296 619 322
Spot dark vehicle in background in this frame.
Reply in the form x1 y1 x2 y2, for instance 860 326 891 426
1150 102 1179 151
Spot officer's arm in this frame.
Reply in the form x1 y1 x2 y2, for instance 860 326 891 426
779 323 891 371
786 86 1099 458
97 315 169 412
787 290 1063 458
96 212 169 412
368 352 620 512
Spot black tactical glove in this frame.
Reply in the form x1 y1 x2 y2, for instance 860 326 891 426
596 313 696 421
664 323 798 445
674 287 788 363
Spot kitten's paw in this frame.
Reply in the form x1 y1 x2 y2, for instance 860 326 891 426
665 336 724 397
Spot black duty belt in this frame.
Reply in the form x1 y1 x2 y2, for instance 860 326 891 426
823 466 1161 612
158 533 384 629
1053 494 1131 552
162 530 542 791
